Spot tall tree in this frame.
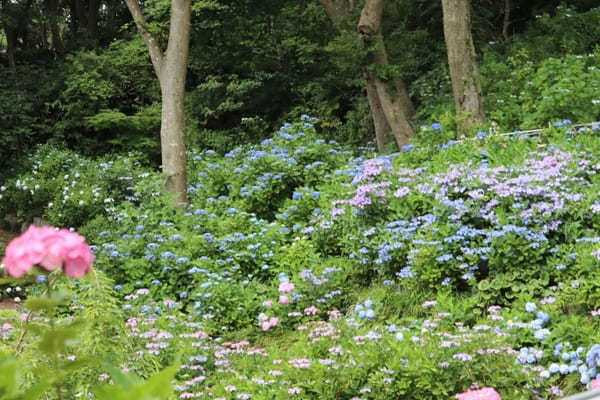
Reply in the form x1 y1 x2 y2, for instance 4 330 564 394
87 0 99 42
46 0 64 54
319 0 415 151
358 0 414 149
1 0 33 70
502 0 511 42
441 0 485 136
124 0 191 206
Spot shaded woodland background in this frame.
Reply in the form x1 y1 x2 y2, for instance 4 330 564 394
1 0 599 170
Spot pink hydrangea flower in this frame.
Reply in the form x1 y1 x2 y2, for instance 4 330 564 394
2 226 93 278
456 387 501 400
304 305 318 315
591 378 600 390
1 323 13 331
261 317 279 331
278 282 295 293
279 295 289 305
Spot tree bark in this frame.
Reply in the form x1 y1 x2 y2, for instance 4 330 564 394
372 75 414 147
70 0 79 36
125 0 190 207
5 26 17 71
75 0 86 31
47 0 64 54
70 0 86 38
502 0 510 42
441 0 485 136
358 0 415 148
365 73 392 152
319 0 415 150
318 0 351 24
87 0 99 41
2 0 34 70
40 21 49 50
320 0 394 150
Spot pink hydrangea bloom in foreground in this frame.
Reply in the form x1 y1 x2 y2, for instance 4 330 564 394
2 226 93 278
456 387 502 400
591 378 600 390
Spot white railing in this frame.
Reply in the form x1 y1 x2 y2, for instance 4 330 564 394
562 391 600 400
458 121 600 143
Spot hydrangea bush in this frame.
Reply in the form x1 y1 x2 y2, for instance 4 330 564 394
5 117 600 398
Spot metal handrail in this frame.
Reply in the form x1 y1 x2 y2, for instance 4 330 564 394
456 120 600 143
562 390 600 400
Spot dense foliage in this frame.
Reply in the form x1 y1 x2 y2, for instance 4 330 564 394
3 116 600 398
4 2 600 399
2 1 599 167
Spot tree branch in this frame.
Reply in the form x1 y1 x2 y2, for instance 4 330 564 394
124 0 164 77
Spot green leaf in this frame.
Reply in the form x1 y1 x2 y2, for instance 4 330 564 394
0 357 18 398
134 363 179 399
38 319 85 355
101 364 141 390
95 363 180 400
18 379 51 400
24 292 70 312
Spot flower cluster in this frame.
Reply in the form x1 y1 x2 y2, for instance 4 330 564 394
2 225 93 278
456 387 502 400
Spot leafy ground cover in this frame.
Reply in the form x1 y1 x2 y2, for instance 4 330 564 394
4 117 600 398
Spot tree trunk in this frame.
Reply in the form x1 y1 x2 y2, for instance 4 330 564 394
70 0 79 36
372 75 414 148
318 0 352 24
125 0 190 207
76 0 86 30
87 0 99 41
502 0 510 42
70 0 86 38
319 0 415 150
5 26 17 71
441 0 485 136
365 73 392 152
159 0 191 207
47 0 64 54
358 0 415 148
40 22 49 50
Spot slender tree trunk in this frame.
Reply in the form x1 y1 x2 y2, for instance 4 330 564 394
70 0 86 38
365 73 392 152
358 0 415 148
70 0 79 36
320 0 392 149
441 0 485 136
502 0 510 42
159 0 190 206
125 0 190 206
76 0 86 30
87 0 99 41
5 26 17 71
318 0 351 24
48 0 64 54
319 0 415 150
40 22 49 50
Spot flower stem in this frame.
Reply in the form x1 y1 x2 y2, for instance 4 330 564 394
15 274 59 356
